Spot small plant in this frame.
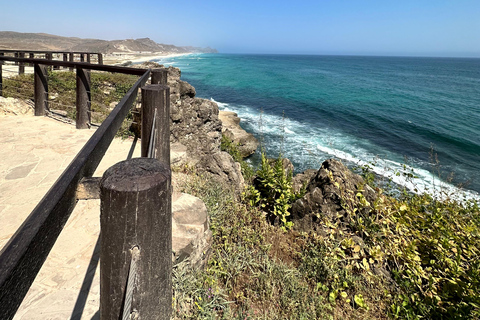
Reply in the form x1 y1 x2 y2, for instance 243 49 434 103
245 153 304 230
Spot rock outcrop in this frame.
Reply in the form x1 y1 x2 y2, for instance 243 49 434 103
292 169 317 193
130 62 245 191
163 65 244 191
219 111 259 158
291 159 377 233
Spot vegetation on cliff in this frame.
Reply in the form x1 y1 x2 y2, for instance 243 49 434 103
175 139 480 319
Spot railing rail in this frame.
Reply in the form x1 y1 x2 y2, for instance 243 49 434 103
0 56 143 75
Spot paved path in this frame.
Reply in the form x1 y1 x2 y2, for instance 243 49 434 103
0 115 141 320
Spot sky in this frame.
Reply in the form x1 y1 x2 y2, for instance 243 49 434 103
1 0 480 57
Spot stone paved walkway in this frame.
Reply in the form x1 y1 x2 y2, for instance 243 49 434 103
0 115 141 320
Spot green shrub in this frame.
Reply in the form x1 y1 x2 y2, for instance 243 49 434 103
244 153 304 230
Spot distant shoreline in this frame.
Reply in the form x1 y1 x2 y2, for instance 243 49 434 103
103 52 194 66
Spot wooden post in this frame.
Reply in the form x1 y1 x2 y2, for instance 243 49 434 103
98 53 103 65
80 54 85 62
76 67 91 129
28 53 34 67
151 68 168 85
86 53 91 63
100 158 172 319
52 53 60 70
63 53 68 69
69 53 74 71
34 64 48 116
45 53 53 71
19 52 25 74
141 84 170 166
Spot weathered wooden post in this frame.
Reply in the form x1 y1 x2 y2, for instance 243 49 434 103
34 64 48 116
86 53 91 63
29 53 34 67
80 53 85 62
100 157 172 319
63 53 68 69
69 53 74 71
52 53 60 70
98 53 103 65
45 53 53 71
151 68 168 85
76 67 91 129
141 84 170 166
19 52 25 74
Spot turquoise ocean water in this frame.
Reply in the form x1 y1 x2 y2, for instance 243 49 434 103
154 54 480 199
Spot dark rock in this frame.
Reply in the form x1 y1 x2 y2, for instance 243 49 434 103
292 169 317 193
291 159 377 233
179 80 196 98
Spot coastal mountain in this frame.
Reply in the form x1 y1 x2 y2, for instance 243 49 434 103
0 31 217 54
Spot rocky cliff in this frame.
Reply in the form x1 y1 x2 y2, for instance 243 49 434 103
134 63 244 192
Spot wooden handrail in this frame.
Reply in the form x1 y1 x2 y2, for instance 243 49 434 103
0 69 151 319
0 49 102 55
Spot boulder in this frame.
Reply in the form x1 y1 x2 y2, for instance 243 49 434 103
179 80 195 98
219 111 259 158
172 192 212 269
198 151 245 193
291 159 377 233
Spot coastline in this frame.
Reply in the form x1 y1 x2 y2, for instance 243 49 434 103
103 52 193 65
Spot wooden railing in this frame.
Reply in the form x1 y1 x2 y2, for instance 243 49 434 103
0 50 103 73
0 55 172 319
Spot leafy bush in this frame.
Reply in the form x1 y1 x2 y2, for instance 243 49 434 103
244 153 304 230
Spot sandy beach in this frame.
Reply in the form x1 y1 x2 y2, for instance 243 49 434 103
102 52 193 65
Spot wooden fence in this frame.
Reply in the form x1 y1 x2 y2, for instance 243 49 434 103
0 55 172 319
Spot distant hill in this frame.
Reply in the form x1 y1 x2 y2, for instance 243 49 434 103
0 31 217 54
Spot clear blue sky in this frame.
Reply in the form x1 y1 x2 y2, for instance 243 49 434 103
2 0 480 57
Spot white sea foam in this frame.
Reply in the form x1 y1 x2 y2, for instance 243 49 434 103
210 98 479 202
210 98 231 110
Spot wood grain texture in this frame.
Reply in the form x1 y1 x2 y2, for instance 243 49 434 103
100 158 172 319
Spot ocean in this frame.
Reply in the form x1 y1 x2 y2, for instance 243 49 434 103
154 54 480 199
